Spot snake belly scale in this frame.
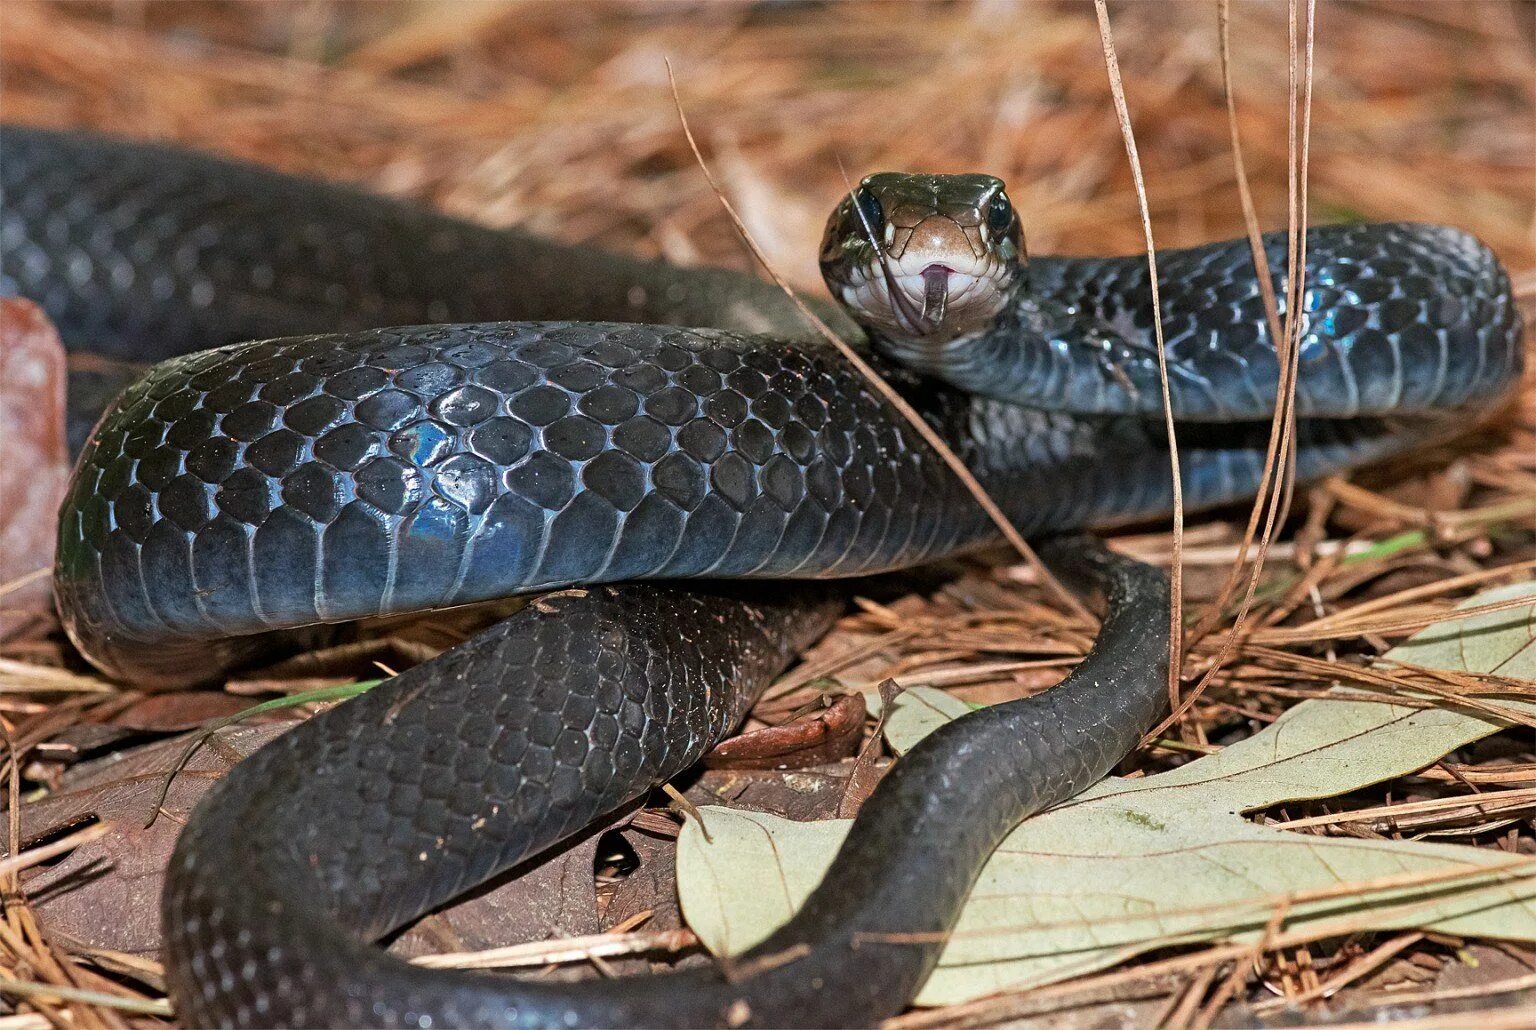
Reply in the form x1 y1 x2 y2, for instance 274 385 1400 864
0 125 1523 1027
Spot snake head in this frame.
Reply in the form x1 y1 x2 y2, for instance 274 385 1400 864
820 172 1025 348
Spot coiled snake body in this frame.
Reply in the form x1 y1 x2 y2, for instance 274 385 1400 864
0 125 1523 1027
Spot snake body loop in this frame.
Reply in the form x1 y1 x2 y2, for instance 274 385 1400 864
1 126 1523 1027
51 319 1423 690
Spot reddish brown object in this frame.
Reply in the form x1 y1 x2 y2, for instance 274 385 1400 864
704 692 867 770
22 720 608 962
21 723 296 955
0 298 69 642
109 691 264 732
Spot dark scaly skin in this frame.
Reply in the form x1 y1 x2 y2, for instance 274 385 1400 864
820 175 1522 420
874 226 1522 420
1 125 854 362
162 582 846 1027
52 320 1413 689
163 541 1165 1029
1 127 1520 1026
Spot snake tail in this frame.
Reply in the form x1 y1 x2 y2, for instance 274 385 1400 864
162 539 1165 1028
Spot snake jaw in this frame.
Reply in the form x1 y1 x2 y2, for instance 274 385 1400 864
876 253 932 338
863 255 1008 345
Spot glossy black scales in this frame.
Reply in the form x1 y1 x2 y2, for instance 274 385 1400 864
54 322 988 685
55 320 1430 688
162 544 1168 1030
9 126 1523 1029
897 224 1523 420
163 583 841 1028
0 124 847 365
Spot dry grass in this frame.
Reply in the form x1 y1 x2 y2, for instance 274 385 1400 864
0 0 1533 1026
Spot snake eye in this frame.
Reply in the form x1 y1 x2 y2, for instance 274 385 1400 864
851 187 885 238
986 192 1014 236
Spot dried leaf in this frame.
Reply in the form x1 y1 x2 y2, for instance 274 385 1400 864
676 581 1536 1006
390 833 604 972
108 692 264 733
20 724 294 954
677 808 843 960
0 298 69 642
22 716 611 962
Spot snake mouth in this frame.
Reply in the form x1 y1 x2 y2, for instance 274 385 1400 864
878 261 1001 341
878 262 956 339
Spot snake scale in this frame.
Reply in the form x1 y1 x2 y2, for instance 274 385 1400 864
0 124 1523 1027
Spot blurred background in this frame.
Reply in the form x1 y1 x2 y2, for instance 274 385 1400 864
3 0 1532 294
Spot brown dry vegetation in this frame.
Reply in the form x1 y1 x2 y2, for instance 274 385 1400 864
0 1 1534 1026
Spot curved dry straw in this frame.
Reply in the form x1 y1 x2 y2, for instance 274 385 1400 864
666 61 1092 622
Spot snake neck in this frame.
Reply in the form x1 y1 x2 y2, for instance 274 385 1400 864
869 285 1162 412
869 225 1526 423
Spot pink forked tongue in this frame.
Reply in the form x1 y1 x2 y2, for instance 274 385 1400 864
921 264 949 325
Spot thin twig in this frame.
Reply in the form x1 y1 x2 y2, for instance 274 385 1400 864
0 570 49 600
0 978 171 1018
665 61 1092 623
1186 0 1294 650
1143 0 1317 742
413 926 696 970
1093 0 1185 705
0 824 109 880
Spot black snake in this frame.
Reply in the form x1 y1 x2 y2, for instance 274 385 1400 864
0 125 1523 1027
